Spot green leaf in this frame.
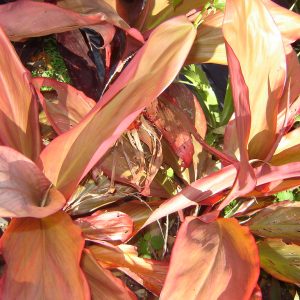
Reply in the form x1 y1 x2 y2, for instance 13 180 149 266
276 190 295 202
220 80 234 126
172 0 183 8
182 64 220 127
151 235 164 251
213 0 226 11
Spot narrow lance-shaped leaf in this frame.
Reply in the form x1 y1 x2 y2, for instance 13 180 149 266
223 0 286 160
38 16 196 198
0 212 90 300
215 39 256 213
160 217 260 300
187 1 300 65
0 28 40 160
0 146 65 218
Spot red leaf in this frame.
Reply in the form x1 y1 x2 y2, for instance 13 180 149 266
0 212 90 299
75 211 133 242
0 28 40 160
0 146 65 218
38 16 196 198
143 164 237 228
81 249 137 300
160 217 259 300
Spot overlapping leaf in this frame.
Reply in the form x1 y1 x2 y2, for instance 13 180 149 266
160 217 259 300
81 249 136 300
223 0 286 160
0 28 40 160
0 212 90 299
0 146 65 218
75 211 133 242
89 242 168 295
248 201 300 244
258 239 300 285
38 16 196 198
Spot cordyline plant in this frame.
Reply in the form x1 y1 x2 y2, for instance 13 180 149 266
0 0 299 299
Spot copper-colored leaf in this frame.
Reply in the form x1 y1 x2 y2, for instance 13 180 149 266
0 28 40 160
0 146 65 218
89 242 168 296
258 239 300 285
248 201 300 244
143 164 237 228
38 16 196 198
188 1 300 65
65 176 135 216
0 0 138 42
160 217 259 300
81 249 137 300
105 200 162 234
75 211 133 242
33 78 96 134
0 212 90 299
223 0 286 160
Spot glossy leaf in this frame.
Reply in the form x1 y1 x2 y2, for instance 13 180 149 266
138 0 204 30
0 0 140 43
38 16 196 198
0 28 40 160
217 38 256 212
188 1 300 65
248 201 300 244
160 217 259 300
223 0 286 160
272 127 300 166
89 242 168 296
0 146 65 218
0 212 90 299
258 239 300 285
75 211 133 242
81 249 136 300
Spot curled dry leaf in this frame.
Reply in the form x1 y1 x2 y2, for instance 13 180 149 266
65 176 135 216
75 210 133 242
0 146 65 218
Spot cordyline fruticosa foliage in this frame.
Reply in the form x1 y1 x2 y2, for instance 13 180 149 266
0 0 299 299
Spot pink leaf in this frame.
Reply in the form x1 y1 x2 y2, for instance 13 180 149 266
81 249 136 300
160 217 259 300
75 211 133 242
0 28 40 160
0 146 65 218
38 16 196 198
0 212 90 299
